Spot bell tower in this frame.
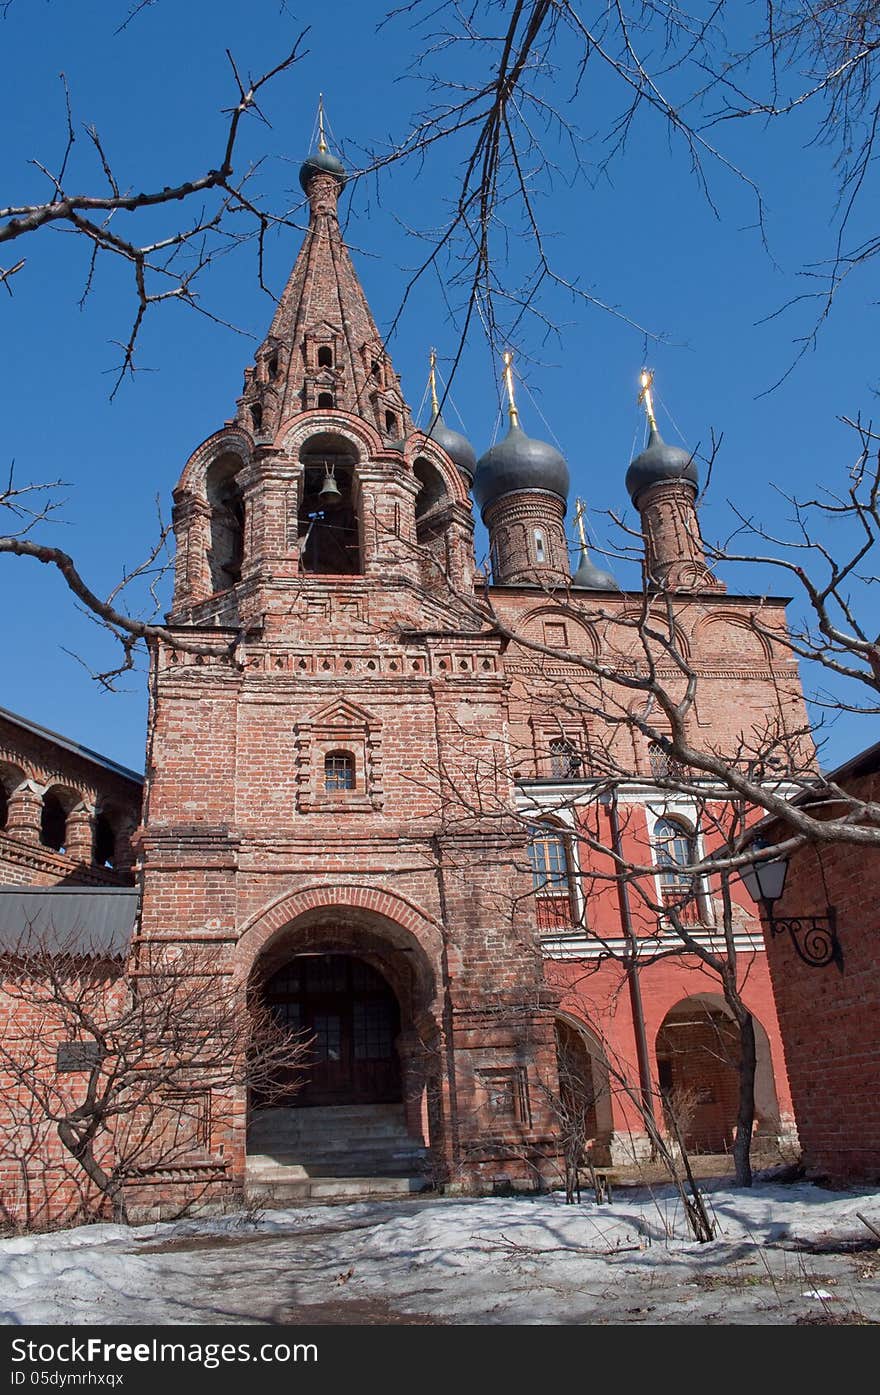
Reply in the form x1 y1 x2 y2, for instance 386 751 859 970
139 110 563 1209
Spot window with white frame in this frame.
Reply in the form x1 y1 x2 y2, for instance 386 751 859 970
653 815 704 924
527 824 576 930
533 529 546 563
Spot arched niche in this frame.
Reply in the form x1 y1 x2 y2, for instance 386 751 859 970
298 432 362 575
517 604 600 660
206 452 245 592
692 612 772 663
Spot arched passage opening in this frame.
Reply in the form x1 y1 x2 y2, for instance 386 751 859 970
655 995 781 1154
554 1016 614 1164
245 908 440 1181
40 785 79 854
0 762 24 833
261 953 402 1108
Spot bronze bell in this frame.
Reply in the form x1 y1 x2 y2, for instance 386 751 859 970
318 463 342 503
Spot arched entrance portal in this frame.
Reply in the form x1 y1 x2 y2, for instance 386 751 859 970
263 953 402 1107
554 1016 614 1164
243 903 441 1193
655 995 782 1154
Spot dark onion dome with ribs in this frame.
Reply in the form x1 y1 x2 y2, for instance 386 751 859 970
625 423 698 505
299 149 347 193
473 423 570 516
425 413 477 482
571 545 620 591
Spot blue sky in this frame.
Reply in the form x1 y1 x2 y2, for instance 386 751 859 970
1 1 877 774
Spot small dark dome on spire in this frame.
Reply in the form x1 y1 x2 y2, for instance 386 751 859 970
427 413 477 482
625 424 697 505
571 545 620 591
473 423 569 516
299 149 347 194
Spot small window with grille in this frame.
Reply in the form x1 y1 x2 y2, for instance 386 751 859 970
549 738 581 779
324 750 355 792
649 741 685 781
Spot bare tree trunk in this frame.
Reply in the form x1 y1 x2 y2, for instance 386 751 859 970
732 1011 756 1189
57 1120 129 1225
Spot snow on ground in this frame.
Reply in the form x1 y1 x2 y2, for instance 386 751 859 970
1 1179 879 1326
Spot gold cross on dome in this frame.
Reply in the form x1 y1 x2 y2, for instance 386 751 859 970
502 350 520 429
317 93 328 154
573 497 588 549
638 367 658 432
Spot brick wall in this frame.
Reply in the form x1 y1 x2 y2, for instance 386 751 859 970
761 766 880 1181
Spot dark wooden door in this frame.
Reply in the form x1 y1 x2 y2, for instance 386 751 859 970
264 954 401 1107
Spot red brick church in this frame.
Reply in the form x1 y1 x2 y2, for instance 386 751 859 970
0 134 807 1222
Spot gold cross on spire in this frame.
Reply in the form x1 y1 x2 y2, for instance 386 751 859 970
573 497 589 549
429 347 440 416
502 350 520 429
638 367 658 433
317 93 328 154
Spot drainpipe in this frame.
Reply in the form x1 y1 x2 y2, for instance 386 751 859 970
608 792 656 1134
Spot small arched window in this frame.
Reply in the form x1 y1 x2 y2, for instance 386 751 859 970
324 751 355 792
534 529 546 563
549 738 581 779
317 345 333 368
385 410 398 435
317 392 335 410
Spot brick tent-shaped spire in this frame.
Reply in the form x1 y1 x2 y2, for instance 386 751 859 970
236 121 412 444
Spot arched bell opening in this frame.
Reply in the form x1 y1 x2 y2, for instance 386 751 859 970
206 452 245 591
413 458 450 536
297 433 362 575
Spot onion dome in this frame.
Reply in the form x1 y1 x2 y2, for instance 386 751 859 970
299 97 347 193
473 423 570 515
426 413 477 482
299 148 347 194
571 544 620 591
625 423 697 505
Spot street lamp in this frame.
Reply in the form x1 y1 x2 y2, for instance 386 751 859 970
739 844 843 971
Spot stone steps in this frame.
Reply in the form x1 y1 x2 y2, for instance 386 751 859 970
246 1103 431 1204
247 1175 431 1203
